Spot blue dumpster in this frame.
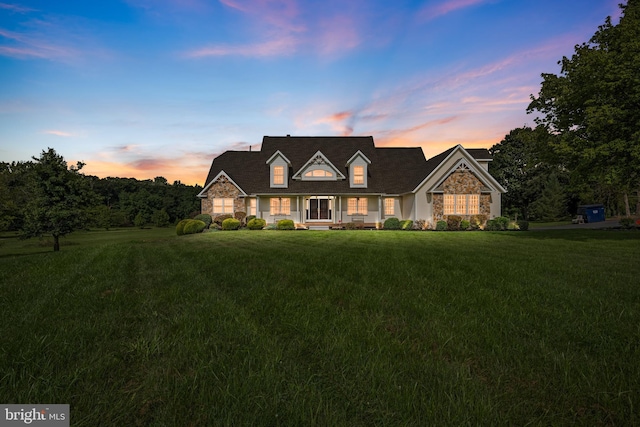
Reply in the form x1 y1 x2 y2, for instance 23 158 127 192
577 204 605 223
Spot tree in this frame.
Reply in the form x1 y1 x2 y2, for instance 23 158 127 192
151 208 170 227
489 127 569 220
22 148 95 251
528 0 640 216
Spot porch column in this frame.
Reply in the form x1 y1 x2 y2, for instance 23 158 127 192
378 196 382 224
256 196 261 219
296 196 300 223
338 196 342 223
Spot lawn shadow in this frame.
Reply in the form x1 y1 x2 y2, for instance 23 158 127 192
499 229 639 242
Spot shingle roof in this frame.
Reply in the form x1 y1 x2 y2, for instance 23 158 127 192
201 137 492 195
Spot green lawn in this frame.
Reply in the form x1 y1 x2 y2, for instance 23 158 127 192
1 228 639 426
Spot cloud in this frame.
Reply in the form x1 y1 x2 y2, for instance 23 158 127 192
186 35 299 58
185 0 367 58
0 2 35 13
419 0 491 21
42 130 75 137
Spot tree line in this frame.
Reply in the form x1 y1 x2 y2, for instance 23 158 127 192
1 149 202 250
489 0 639 221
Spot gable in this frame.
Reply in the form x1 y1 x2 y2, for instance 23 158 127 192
197 170 247 198
292 150 346 181
413 145 506 194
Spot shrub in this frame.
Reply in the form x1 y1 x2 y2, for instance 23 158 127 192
620 217 634 228
222 218 241 230
383 217 401 230
234 211 247 224
460 220 470 230
344 222 365 230
495 216 510 230
517 220 529 231
414 219 426 230
264 223 277 230
446 215 462 231
213 214 233 227
276 219 295 230
400 220 414 230
436 220 447 231
245 215 256 224
469 214 487 230
176 219 190 236
247 218 266 230
183 219 206 234
193 214 212 228
485 219 502 231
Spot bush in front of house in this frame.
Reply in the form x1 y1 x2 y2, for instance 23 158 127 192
446 215 462 231
383 217 401 230
517 220 529 231
276 219 295 230
194 214 212 229
213 214 233 227
436 220 447 231
264 223 277 230
400 220 414 230
460 220 470 230
222 218 241 230
485 219 501 231
247 218 266 230
183 219 206 234
469 214 487 230
344 222 365 230
234 211 247 224
245 215 256 225
176 219 190 235
495 216 510 230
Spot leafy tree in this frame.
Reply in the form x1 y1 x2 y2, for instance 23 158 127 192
529 173 568 221
22 148 95 251
151 208 170 227
528 0 640 216
134 212 147 229
490 127 570 220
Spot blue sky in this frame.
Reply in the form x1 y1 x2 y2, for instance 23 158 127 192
0 0 623 185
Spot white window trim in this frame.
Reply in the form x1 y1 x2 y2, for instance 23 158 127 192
347 197 368 215
384 198 394 216
270 198 291 216
213 197 234 214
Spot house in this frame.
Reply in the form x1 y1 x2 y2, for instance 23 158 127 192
198 136 506 227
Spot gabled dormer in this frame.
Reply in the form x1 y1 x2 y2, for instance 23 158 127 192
266 150 291 188
346 150 371 188
292 150 346 181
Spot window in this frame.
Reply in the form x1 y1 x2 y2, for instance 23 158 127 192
347 197 367 215
444 194 479 215
273 166 284 185
249 198 256 216
384 198 394 216
468 195 479 214
270 198 290 215
353 166 364 185
304 169 333 177
213 198 234 214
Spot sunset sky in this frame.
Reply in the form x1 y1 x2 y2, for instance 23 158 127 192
0 0 623 185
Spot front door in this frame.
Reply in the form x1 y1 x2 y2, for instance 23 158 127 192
307 197 331 221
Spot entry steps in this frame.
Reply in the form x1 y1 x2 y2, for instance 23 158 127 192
307 225 331 231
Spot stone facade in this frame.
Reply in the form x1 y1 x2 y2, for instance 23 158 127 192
200 175 245 215
432 170 489 223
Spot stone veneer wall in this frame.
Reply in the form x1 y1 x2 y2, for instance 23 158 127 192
200 175 245 215
432 170 490 223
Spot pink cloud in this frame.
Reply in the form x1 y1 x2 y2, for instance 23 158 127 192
419 0 490 21
0 27 80 61
43 130 74 137
186 35 299 58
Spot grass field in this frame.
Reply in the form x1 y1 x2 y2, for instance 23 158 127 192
1 228 639 426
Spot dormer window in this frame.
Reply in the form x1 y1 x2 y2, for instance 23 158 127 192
346 150 371 188
266 150 291 188
273 166 284 185
293 150 345 181
353 166 364 185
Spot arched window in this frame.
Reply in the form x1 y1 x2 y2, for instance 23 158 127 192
304 169 333 178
